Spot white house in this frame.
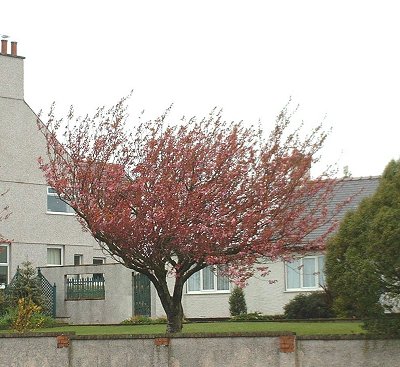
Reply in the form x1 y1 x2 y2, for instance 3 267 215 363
0 40 107 289
0 41 380 322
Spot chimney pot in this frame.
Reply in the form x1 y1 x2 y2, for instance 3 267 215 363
1 39 7 55
11 41 17 57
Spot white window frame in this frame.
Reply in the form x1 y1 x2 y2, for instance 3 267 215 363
186 266 230 294
93 257 105 265
285 255 325 292
46 187 75 215
47 246 64 266
74 254 83 266
0 244 9 288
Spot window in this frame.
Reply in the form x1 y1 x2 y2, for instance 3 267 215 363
187 266 230 293
285 255 325 291
0 244 9 288
93 257 105 280
47 187 74 214
47 247 63 266
74 254 83 266
93 257 105 265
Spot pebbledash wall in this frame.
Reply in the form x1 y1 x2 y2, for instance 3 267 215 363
0 41 105 287
40 262 300 324
0 332 399 367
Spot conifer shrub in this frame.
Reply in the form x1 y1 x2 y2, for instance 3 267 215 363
229 286 247 316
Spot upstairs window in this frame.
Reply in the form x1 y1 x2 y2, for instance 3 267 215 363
187 266 230 293
285 255 325 291
47 187 74 214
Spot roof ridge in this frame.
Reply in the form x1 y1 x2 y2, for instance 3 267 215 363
341 175 380 181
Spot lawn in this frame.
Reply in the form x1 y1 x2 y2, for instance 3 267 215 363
1 321 365 336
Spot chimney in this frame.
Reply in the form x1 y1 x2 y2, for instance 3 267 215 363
11 41 17 57
1 39 7 55
0 39 24 100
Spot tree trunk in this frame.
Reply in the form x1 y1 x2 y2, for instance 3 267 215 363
165 301 184 333
148 272 185 333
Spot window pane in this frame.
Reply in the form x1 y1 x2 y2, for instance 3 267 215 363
303 258 316 287
318 256 326 286
47 248 62 265
74 255 82 266
0 246 8 264
93 258 104 265
47 194 74 213
0 266 8 285
187 271 200 292
286 259 301 289
202 266 214 290
217 268 230 290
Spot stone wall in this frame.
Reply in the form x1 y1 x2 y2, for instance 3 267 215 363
0 332 399 367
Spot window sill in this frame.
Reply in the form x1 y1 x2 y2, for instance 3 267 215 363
46 211 75 216
284 288 323 293
186 290 231 295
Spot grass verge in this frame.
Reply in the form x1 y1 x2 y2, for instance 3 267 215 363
0 321 365 336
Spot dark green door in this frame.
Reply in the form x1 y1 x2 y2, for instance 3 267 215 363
133 273 151 316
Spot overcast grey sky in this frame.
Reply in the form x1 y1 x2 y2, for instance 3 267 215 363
2 0 399 177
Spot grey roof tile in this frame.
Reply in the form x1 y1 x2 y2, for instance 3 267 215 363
309 176 380 241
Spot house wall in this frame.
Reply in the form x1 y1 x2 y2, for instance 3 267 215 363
174 261 310 319
39 261 317 323
0 51 104 281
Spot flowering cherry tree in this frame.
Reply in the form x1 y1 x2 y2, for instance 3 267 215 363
38 98 339 332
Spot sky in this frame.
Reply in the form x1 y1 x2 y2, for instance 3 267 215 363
2 0 400 178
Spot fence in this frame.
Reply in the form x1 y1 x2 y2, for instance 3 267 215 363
5 267 56 317
65 275 105 300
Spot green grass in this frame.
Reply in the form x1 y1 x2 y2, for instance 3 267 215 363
0 321 365 336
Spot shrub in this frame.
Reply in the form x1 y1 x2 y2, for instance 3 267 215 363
30 312 58 328
11 298 44 332
363 315 400 336
229 287 247 316
0 289 9 316
0 300 57 331
231 312 285 321
5 261 44 309
0 309 15 330
120 315 168 325
284 292 335 319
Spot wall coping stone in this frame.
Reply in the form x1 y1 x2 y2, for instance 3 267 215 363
71 331 295 340
1 331 398 341
0 332 76 338
297 334 400 340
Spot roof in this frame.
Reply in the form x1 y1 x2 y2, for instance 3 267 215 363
311 176 380 240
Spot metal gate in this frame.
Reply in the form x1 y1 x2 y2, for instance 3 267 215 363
133 273 151 317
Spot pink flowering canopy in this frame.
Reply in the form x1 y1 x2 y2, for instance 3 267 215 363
38 98 340 332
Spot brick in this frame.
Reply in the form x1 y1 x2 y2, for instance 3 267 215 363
154 337 170 346
279 335 295 353
57 335 70 348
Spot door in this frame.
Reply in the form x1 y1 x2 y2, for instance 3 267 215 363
133 273 151 316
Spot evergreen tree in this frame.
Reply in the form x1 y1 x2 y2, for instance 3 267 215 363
229 287 247 316
326 160 400 324
6 261 44 309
